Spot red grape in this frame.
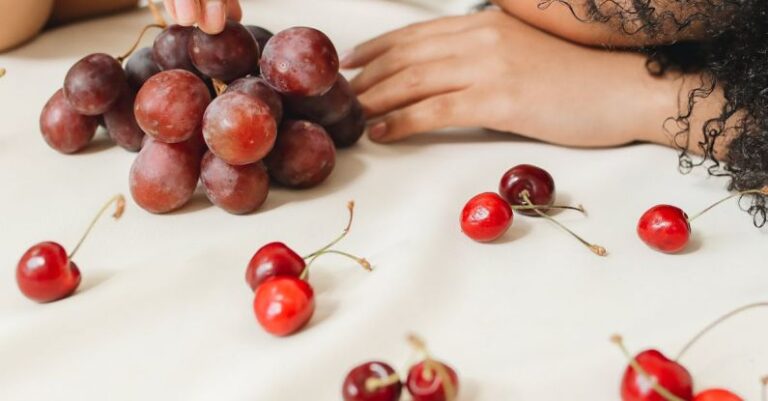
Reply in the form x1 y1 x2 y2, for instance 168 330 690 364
63 53 125 116
202 91 277 165
260 27 339 96
325 100 365 148
129 138 201 214
153 25 199 74
125 47 160 91
103 86 145 152
285 74 353 126
245 25 273 51
135 69 211 143
265 120 335 188
189 20 259 82
225 76 283 122
40 89 98 154
200 152 269 214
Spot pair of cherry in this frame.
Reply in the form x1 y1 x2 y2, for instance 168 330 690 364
343 335 459 401
613 303 768 401
637 188 768 253
246 201 371 336
460 164 607 256
16 195 125 303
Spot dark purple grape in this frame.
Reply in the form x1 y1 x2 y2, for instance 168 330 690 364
245 25 273 51
63 53 125 116
260 27 339 96
135 69 211 143
189 20 259 82
285 74 353 126
226 76 283 122
40 89 98 154
202 91 277 165
125 47 161 91
153 25 199 74
200 152 269 214
129 138 201 214
265 120 335 188
103 86 145 152
325 100 365 148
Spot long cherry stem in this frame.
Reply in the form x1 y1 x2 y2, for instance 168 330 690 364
69 194 126 259
688 188 768 222
520 191 607 256
611 335 686 401
116 24 166 63
511 203 587 215
676 302 768 360
407 334 458 401
302 201 356 260
146 1 167 27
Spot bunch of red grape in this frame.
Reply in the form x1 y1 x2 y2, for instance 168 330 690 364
40 21 365 215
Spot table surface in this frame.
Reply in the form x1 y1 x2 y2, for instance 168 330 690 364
1 1 767 400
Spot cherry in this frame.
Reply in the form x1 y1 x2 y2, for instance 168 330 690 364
246 242 305 291
405 335 459 401
637 188 768 253
16 195 125 303
253 276 315 336
342 361 402 401
499 164 555 216
460 192 513 242
611 336 693 401
693 389 743 401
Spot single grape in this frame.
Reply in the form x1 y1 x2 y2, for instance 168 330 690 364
285 74 353 126
265 120 336 188
202 91 277 165
125 47 161 91
189 20 259 82
135 69 211 143
40 89 98 154
153 25 199 74
260 27 339 96
245 25 273 51
129 138 201 214
325 100 365 148
225 76 283 122
63 53 125 116
200 152 269 214
103 85 145 152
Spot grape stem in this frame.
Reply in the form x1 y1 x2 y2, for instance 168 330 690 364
212 79 228 97
687 188 768 222
610 335 686 401
69 194 126 259
146 1 168 27
676 302 768 360
116 24 166 63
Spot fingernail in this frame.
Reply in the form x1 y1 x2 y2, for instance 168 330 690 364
204 1 226 33
339 49 355 68
368 121 387 141
175 0 196 25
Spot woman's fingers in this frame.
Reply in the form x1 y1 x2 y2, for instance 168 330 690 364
169 0 241 33
227 0 242 22
199 0 228 34
342 13 491 69
350 31 466 93
164 0 177 20
368 92 471 143
173 0 199 26
359 58 473 118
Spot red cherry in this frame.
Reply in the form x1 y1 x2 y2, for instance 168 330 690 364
619 350 693 401
342 361 402 401
499 164 555 216
637 205 691 253
406 360 459 401
253 276 315 336
246 242 306 291
16 242 82 303
460 192 513 242
693 389 743 401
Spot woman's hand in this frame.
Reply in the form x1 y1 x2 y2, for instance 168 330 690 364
163 0 242 34
343 10 679 147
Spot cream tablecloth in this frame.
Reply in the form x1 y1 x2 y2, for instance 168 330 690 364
1 1 767 400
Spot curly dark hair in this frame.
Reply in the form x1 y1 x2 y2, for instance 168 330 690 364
532 0 768 226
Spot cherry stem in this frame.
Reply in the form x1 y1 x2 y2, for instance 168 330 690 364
511 203 587 215
300 201 364 279
687 188 768 222
68 194 126 259
520 191 607 256
610 335 687 401
407 334 458 401
676 302 768 360
146 1 167 27
0 67 5 78
364 373 400 393
116 24 165 63
212 79 228 97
